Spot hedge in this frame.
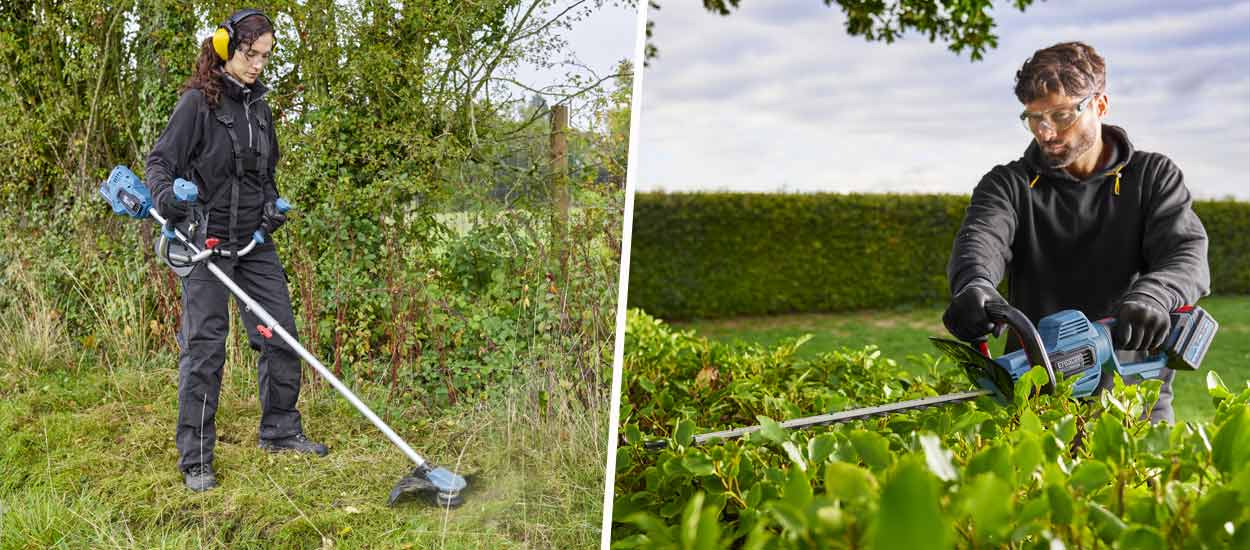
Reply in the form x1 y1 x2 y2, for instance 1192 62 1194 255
626 193 1249 320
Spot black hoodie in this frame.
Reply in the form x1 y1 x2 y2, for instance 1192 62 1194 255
947 124 1210 327
146 73 279 245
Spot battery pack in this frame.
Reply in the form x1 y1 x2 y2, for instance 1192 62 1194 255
1165 306 1218 371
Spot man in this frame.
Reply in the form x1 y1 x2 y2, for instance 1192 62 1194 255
943 41 1209 423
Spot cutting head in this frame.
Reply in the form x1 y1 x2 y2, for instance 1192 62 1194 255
387 465 470 508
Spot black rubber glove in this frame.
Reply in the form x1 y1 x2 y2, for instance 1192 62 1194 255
158 190 191 224
1113 298 1170 351
943 280 1008 341
259 200 287 236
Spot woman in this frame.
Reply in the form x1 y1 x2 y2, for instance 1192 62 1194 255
145 8 327 493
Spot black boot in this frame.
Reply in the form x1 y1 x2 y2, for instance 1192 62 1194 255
259 433 328 456
184 463 217 492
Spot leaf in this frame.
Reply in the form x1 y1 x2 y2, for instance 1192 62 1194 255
756 416 787 445
783 465 813 507
951 410 992 433
624 424 642 445
807 434 837 466
959 474 1012 538
1208 371 1233 404
966 444 1012 483
1087 502 1127 544
781 441 807 471
1118 526 1167 550
675 419 695 447
1017 409 1043 434
919 433 958 482
1046 483 1074 525
683 454 716 477
1012 434 1043 479
823 461 877 504
849 430 892 470
1211 407 1250 477
1069 460 1113 494
1089 413 1129 465
1195 489 1242 546
1052 414 1077 444
874 459 951 550
685 495 705 550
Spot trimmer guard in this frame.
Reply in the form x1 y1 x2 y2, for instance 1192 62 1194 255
929 336 1015 405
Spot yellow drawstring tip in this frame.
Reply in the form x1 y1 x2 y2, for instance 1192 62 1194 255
1029 175 1039 189
1113 167 1123 195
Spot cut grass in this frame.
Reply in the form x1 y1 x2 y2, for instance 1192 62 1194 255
674 294 1250 423
0 336 605 549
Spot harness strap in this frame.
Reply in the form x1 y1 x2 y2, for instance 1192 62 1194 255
214 111 245 260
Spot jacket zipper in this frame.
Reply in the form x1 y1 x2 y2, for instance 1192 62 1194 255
243 89 253 148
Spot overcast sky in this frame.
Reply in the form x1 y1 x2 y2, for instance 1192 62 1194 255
636 0 1250 200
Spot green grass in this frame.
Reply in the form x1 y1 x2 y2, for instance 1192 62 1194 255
0 298 606 548
674 295 1250 423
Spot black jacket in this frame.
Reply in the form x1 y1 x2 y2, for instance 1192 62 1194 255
947 124 1210 326
146 73 279 244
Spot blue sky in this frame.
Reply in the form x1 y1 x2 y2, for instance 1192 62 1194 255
636 0 1250 199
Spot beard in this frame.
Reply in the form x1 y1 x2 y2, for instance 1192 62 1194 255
1038 125 1097 169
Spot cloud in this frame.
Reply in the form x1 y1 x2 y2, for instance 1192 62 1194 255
638 0 1250 199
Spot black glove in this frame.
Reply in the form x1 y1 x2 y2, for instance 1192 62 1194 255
259 200 287 236
1112 298 1170 351
943 280 1008 341
158 189 191 224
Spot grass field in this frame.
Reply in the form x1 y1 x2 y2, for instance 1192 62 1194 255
0 275 606 548
674 294 1250 423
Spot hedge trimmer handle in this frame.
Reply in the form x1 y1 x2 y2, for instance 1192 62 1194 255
984 302 1057 395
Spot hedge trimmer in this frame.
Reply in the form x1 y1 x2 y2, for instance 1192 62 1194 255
100 166 469 508
646 301 1218 449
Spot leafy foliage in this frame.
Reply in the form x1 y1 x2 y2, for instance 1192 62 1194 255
646 0 1037 62
0 0 630 405
613 309 1250 549
627 192 1250 320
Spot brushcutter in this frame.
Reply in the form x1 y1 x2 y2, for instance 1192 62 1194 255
647 302 1218 449
99 165 469 507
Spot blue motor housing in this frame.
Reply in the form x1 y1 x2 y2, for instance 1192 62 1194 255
99 165 152 219
992 309 1168 399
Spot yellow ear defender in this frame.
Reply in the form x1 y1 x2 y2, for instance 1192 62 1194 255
212 9 272 62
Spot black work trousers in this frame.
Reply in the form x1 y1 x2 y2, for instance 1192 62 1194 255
175 241 304 471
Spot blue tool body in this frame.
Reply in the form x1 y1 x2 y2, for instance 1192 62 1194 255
963 307 1217 404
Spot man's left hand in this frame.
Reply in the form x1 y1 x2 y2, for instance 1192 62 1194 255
1113 298 1170 351
260 200 287 236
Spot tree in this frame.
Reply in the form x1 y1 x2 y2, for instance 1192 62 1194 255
648 0 1038 62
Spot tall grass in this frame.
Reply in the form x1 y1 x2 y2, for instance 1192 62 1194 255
0 206 615 548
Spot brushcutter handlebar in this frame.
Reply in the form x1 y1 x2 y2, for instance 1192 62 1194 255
155 179 293 262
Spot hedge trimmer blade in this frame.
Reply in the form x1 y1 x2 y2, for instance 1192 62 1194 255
645 389 992 449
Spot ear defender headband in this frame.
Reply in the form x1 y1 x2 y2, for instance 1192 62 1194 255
212 9 272 62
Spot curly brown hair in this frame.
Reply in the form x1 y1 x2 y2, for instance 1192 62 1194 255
1014 42 1106 104
179 13 274 109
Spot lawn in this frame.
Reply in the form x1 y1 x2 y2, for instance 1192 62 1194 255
673 294 1250 423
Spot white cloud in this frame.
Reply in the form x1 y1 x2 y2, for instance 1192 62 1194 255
638 0 1250 199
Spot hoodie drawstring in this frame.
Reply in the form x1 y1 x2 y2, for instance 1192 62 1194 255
1111 166 1123 196
1029 174 1039 189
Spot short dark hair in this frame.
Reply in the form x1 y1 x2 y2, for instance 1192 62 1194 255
1014 42 1106 104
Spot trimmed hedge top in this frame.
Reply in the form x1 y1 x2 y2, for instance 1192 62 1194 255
627 193 1249 320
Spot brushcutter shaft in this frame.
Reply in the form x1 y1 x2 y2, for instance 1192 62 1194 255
202 260 429 469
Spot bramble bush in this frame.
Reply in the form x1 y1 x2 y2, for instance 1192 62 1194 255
613 310 1250 549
